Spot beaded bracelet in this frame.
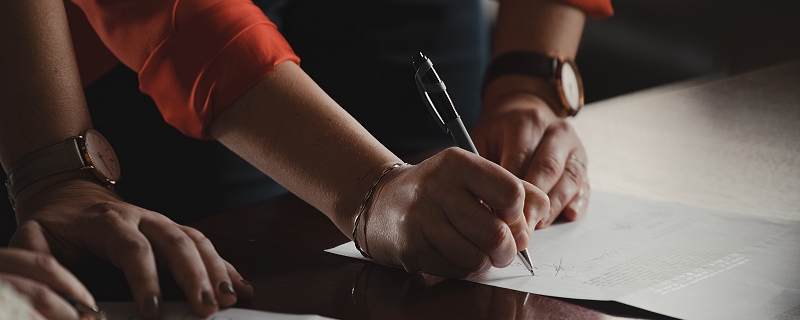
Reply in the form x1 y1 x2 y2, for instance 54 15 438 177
353 163 408 259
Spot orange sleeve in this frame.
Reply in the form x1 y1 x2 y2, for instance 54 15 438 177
559 0 613 19
71 0 300 140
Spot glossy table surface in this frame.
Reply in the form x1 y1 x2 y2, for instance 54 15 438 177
21 60 800 319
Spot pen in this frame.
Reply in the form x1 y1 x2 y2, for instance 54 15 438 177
413 52 535 276
59 293 107 320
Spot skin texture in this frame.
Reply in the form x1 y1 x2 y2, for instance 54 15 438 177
0 248 94 320
475 0 590 228
209 62 550 279
0 0 251 318
1 0 587 318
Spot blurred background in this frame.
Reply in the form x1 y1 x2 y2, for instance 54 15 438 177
490 0 800 103
2 0 800 244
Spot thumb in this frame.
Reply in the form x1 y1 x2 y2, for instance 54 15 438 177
522 180 549 238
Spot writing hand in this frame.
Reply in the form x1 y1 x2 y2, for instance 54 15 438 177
473 93 589 228
359 148 549 278
8 177 253 319
0 248 94 320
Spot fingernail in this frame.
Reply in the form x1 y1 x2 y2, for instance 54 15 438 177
240 278 252 287
143 295 161 319
202 291 217 306
219 281 235 294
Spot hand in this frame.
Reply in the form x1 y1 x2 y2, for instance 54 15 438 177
8 176 253 319
359 148 549 278
472 92 590 228
0 248 94 320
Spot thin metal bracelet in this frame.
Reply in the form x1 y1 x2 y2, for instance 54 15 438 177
353 163 408 259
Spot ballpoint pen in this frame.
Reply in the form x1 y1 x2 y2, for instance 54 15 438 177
413 52 535 276
60 293 107 320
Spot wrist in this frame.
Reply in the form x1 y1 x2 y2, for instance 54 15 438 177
482 75 562 117
11 170 115 219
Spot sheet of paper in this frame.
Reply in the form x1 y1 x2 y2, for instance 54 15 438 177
327 190 800 320
97 301 334 320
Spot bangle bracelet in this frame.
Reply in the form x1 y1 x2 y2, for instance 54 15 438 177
353 163 408 259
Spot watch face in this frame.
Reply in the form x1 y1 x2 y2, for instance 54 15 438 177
560 62 582 110
83 129 121 183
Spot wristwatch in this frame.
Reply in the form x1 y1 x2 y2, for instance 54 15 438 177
483 50 584 117
5 129 121 207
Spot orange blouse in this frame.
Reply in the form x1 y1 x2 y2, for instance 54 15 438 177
67 0 612 140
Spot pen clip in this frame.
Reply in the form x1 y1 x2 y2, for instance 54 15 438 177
414 57 449 133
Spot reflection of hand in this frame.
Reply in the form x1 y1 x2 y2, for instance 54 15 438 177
473 93 590 228
353 263 605 320
0 248 93 320
9 177 253 319
360 148 549 278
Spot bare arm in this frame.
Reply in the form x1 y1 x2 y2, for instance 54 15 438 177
0 1 251 317
0 0 90 171
211 62 550 278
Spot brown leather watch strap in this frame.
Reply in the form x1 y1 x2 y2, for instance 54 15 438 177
5 138 86 202
482 50 559 95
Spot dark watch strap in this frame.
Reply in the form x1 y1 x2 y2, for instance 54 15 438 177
5 138 86 201
482 50 559 94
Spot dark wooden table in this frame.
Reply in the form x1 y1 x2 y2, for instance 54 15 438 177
59 192 668 320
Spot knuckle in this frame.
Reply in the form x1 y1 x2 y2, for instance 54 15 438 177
118 236 152 256
486 223 510 254
32 254 60 275
536 155 563 183
550 120 575 134
29 284 59 312
93 206 124 225
538 193 551 215
162 232 193 249
524 106 550 127
562 162 583 185
182 227 210 245
440 147 471 163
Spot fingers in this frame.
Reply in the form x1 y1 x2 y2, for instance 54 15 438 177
439 149 529 258
139 219 217 317
522 122 589 228
223 260 254 299
0 274 78 320
178 226 239 307
521 180 550 232
524 122 579 192
497 116 544 179
0 248 95 308
97 221 162 319
398 235 478 279
535 152 587 229
428 196 505 270
563 179 590 222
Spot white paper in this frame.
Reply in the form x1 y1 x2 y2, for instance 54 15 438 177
327 190 800 320
97 301 334 320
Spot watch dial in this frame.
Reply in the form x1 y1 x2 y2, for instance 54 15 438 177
561 63 581 109
84 129 121 182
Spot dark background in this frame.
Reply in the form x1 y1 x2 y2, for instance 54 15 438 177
3 0 800 243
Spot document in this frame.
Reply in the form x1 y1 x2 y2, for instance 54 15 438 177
98 301 334 320
327 191 800 320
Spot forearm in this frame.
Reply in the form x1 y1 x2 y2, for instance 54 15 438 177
486 0 585 108
0 0 91 171
209 61 401 236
